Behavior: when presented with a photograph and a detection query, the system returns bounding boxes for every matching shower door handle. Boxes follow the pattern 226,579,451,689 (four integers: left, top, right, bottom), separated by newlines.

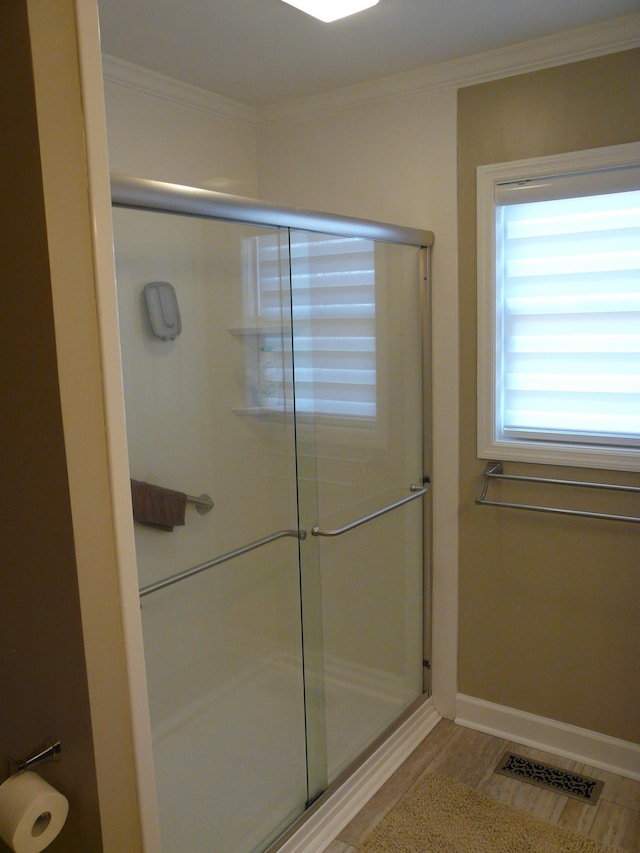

139,528,307,598
311,484,428,538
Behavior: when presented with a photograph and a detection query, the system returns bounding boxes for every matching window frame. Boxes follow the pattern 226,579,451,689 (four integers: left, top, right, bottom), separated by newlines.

477,141,640,472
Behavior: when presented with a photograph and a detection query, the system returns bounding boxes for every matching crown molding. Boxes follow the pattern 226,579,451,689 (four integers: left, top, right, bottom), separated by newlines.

101,13,640,131
259,12,640,126
101,54,258,128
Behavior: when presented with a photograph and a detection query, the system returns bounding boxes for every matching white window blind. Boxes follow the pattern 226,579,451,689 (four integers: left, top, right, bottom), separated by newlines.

477,143,640,470
497,184,640,447
255,231,377,420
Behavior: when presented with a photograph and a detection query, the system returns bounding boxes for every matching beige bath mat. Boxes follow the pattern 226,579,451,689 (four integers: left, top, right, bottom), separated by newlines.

360,773,623,852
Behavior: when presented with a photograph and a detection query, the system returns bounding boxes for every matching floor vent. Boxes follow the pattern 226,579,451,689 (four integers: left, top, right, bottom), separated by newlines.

494,752,604,805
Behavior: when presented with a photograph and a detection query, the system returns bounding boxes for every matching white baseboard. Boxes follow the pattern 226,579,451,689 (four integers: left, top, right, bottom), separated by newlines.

274,697,440,853
456,694,640,782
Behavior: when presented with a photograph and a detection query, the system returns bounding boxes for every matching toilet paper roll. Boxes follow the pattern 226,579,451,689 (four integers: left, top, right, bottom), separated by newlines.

0,771,69,853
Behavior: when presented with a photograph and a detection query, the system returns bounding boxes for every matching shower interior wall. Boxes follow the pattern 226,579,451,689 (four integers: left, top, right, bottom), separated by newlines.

102,71,259,197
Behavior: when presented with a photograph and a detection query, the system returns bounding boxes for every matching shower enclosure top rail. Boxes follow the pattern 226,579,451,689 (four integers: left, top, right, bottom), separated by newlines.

110,174,434,249
139,528,307,599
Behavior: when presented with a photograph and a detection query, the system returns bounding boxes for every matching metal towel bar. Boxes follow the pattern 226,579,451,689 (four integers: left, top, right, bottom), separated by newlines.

476,462,640,524
311,484,428,538
139,528,307,598
186,492,214,514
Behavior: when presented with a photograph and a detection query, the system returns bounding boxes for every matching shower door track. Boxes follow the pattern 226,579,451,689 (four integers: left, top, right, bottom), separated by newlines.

110,174,434,249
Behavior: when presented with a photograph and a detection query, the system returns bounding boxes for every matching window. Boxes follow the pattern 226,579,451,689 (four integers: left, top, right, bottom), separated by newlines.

477,143,640,471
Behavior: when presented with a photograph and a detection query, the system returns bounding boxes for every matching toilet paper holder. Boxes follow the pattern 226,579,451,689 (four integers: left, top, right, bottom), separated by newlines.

6,740,61,778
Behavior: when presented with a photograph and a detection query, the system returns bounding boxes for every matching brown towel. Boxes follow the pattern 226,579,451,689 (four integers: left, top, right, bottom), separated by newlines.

130,479,187,531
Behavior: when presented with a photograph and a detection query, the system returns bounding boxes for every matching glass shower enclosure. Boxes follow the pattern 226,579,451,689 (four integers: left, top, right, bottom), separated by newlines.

111,176,433,853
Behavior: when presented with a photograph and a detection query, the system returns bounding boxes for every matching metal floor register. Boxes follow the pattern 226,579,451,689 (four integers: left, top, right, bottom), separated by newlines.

494,752,604,804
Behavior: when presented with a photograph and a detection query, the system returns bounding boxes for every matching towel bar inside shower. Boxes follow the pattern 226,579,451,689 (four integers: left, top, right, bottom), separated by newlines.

476,462,640,524
186,492,214,514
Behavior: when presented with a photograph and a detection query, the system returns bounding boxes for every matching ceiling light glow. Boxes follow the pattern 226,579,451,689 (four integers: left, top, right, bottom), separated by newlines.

280,0,379,23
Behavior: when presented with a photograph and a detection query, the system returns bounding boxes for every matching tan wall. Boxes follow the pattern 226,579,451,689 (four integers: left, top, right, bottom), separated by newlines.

457,49,640,743
0,3,102,849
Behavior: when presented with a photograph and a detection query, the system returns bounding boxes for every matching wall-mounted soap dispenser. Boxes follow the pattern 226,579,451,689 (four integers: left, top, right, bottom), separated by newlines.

143,281,182,341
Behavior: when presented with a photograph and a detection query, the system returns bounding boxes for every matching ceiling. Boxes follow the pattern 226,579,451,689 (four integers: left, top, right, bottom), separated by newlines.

96,0,639,107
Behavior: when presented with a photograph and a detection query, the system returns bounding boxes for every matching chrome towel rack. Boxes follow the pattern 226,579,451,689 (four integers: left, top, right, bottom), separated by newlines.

139,528,307,598
312,483,428,537
186,493,214,514
477,462,640,524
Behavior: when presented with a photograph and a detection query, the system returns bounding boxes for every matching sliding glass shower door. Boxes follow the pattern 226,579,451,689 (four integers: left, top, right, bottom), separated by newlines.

113,208,308,853
289,232,426,791
111,187,430,852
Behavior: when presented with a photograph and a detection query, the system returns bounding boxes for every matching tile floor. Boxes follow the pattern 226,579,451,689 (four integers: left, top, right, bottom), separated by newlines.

321,720,640,852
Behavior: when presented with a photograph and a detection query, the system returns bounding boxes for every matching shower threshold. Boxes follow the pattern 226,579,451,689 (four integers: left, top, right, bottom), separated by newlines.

265,694,438,853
